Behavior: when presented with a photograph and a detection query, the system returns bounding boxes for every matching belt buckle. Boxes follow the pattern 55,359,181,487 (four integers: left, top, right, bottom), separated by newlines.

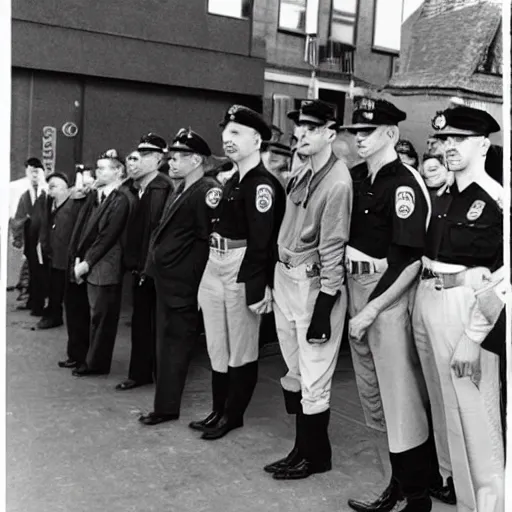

305,263,319,278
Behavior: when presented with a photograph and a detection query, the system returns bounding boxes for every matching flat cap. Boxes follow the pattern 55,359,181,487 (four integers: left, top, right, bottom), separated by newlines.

98,148,124,164
340,97,406,130
287,100,337,127
46,172,69,186
220,105,272,141
168,128,212,157
431,106,500,137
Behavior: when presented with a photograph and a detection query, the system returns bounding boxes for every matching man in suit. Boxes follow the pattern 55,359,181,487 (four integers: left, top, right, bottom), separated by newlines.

115,134,174,391
139,128,221,425
12,158,48,315
69,149,132,376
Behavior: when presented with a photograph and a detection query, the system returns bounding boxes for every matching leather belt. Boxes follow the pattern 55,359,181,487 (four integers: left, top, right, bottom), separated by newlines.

347,260,379,275
209,233,247,252
420,267,466,290
279,260,320,277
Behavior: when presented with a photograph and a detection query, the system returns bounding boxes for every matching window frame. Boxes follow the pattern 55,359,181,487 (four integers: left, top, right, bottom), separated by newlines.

328,0,359,49
371,0,403,55
277,0,309,36
206,0,252,20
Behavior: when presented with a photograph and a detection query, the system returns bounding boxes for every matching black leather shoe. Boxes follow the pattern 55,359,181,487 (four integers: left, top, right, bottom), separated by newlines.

429,476,456,505
200,415,243,440
115,379,150,391
272,457,331,480
188,411,222,432
58,359,78,369
72,365,109,377
36,317,64,329
348,480,403,512
30,309,45,317
264,447,300,473
138,412,179,425
402,496,432,512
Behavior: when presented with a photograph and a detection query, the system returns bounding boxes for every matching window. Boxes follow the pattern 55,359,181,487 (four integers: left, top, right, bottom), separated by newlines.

330,0,357,47
208,0,251,19
372,0,404,54
279,0,307,33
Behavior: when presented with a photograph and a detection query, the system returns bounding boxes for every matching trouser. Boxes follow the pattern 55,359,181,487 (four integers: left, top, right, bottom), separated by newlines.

45,267,66,321
128,275,156,384
64,281,90,364
26,253,48,312
154,296,200,415
86,283,123,373
347,272,429,453
413,280,504,512
198,247,260,371
273,261,347,415
198,247,261,421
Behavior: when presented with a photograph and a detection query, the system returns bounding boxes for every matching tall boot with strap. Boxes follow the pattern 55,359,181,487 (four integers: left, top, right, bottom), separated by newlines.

201,361,258,440
264,388,302,473
189,370,229,431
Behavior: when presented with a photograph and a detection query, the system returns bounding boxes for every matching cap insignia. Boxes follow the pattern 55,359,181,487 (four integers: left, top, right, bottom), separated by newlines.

362,112,374,120
432,112,447,130
358,98,375,111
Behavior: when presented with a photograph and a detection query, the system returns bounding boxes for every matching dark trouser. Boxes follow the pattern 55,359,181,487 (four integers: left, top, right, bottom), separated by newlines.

45,267,66,321
26,253,48,312
64,281,90,364
128,276,157,384
154,296,200,415
86,283,123,373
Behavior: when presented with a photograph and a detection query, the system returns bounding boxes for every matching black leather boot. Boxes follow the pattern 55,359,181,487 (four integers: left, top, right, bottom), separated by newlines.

264,388,302,473
189,370,228,431
272,409,332,480
348,477,403,512
201,362,258,440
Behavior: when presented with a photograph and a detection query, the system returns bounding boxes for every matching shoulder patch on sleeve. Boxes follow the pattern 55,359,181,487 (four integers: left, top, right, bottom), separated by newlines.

205,187,222,209
395,185,415,219
256,184,273,213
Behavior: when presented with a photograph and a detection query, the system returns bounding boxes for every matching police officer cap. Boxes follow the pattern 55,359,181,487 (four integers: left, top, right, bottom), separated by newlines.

287,100,337,127
431,106,500,137
261,141,292,158
220,105,272,141
98,148,124,164
46,172,69,186
167,128,212,157
138,133,167,153
340,96,406,130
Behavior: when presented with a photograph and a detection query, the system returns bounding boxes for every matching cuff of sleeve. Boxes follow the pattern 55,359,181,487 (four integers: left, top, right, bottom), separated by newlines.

245,276,266,306
476,291,505,324
320,286,339,297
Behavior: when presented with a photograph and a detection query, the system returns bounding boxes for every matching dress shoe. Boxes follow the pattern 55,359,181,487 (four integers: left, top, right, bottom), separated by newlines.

200,415,243,440
58,359,78,369
36,317,64,329
115,379,150,391
264,447,300,473
138,412,179,425
30,309,44,317
272,457,331,480
429,476,456,505
401,496,432,512
72,365,108,377
188,411,223,432
348,479,403,512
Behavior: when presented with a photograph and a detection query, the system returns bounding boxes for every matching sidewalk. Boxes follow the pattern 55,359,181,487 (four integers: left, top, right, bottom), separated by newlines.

5,291,453,512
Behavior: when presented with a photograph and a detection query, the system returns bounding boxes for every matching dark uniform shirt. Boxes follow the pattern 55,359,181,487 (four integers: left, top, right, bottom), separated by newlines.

426,180,503,271
349,159,429,258
212,161,285,304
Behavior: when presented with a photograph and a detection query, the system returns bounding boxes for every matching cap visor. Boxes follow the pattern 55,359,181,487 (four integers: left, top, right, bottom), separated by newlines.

338,122,378,131
432,127,484,137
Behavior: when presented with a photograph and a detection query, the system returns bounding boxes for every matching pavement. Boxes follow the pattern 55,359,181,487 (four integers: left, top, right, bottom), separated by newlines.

6,289,455,512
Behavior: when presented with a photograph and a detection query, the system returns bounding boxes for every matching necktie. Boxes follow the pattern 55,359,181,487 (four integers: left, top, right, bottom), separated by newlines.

33,184,38,203
100,191,106,204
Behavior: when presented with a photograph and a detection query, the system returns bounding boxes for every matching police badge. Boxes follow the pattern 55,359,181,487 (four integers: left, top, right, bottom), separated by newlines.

205,187,222,209
256,184,273,213
466,200,486,221
431,112,447,130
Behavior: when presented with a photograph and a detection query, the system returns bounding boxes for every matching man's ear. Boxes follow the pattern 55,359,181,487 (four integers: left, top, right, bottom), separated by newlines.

481,137,491,157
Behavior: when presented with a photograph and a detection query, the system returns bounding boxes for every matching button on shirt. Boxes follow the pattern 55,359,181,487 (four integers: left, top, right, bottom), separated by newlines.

426,178,503,270
349,159,429,258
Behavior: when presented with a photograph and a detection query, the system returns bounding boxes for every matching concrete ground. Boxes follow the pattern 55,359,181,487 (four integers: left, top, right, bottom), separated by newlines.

6,290,454,512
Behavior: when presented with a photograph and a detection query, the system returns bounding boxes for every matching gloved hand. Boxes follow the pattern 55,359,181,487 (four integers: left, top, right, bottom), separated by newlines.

307,291,339,344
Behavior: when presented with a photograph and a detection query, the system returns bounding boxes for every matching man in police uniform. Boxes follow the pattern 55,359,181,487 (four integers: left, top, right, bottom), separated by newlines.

140,128,221,425
116,134,173,391
262,100,352,480
190,105,285,440
341,97,433,512
413,106,504,512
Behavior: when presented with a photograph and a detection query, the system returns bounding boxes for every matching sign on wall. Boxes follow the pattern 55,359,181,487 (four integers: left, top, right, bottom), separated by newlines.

42,126,57,174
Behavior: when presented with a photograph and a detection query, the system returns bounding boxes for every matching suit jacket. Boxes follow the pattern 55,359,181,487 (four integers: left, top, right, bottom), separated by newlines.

68,187,131,286
145,176,220,307
13,189,47,260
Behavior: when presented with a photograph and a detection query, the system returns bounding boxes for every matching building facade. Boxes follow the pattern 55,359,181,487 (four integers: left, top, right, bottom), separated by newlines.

11,0,266,180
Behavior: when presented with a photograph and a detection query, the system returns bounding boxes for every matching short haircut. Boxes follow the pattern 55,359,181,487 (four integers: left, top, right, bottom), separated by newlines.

25,158,43,169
